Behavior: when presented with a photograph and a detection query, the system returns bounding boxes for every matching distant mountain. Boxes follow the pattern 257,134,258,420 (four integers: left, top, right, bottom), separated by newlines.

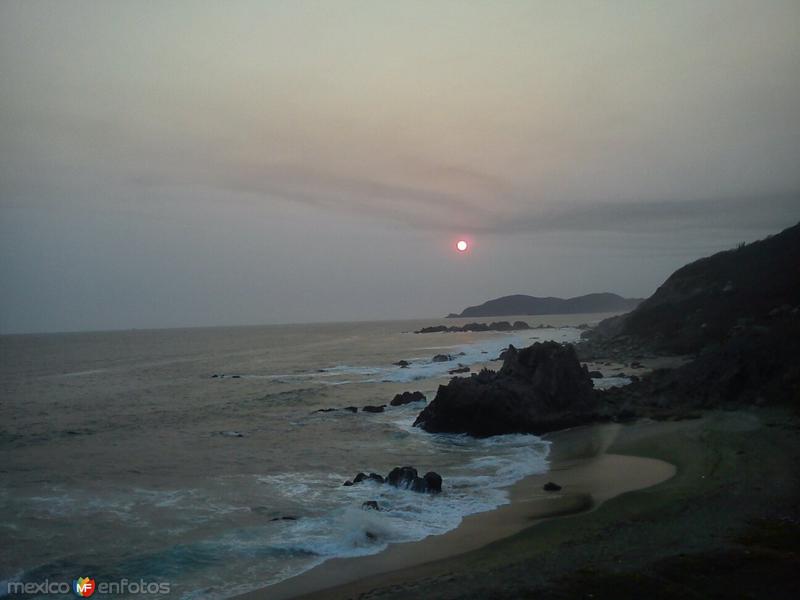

448,293,643,318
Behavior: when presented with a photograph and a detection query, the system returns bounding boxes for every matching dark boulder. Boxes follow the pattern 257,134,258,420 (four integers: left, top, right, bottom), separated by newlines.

513,321,530,330
394,360,410,368
489,321,513,331
543,482,562,491
362,501,380,511
387,466,418,489
413,341,597,437
344,406,358,413
269,515,298,521
449,365,471,374
432,354,453,362
353,472,385,484
588,370,604,379
362,405,386,413
390,391,426,406
386,466,442,494
422,471,442,493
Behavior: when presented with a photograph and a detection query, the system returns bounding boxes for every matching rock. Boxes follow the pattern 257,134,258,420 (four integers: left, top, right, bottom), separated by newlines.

386,466,442,493
413,341,597,437
543,482,562,491
415,325,450,334
449,365,471,374
231,375,241,379
394,360,410,368
210,374,219,378
361,405,386,413
362,501,380,511
344,406,358,413
343,480,354,486
353,472,385,484
269,515,298,521
422,471,442,493
432,354,453,362
314,408,339,413
415,322,531,334
588,370,604,378
391,391,426,406
219,431,244,437
387,466,418,489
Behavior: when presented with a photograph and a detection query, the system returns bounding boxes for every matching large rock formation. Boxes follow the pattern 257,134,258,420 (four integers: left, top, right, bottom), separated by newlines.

413,341,597,437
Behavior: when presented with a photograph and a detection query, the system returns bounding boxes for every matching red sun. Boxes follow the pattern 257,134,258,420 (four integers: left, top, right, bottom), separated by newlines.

456,240,468,252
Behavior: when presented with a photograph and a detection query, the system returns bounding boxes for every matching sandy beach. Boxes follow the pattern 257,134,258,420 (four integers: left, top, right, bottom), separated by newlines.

241,407,800,599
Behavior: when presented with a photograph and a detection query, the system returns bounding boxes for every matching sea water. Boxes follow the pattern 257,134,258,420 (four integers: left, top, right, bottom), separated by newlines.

0,314,622,598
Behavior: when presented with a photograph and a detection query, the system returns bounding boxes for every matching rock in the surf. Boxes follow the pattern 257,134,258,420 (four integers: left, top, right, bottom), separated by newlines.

390,391,426,406
386,466,443,494
353,472,385,484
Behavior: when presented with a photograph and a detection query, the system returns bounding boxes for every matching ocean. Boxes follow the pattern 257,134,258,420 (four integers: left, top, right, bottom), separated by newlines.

0,314,624,599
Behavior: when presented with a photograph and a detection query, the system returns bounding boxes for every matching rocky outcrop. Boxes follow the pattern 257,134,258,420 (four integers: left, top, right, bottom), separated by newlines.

390,391,426,406
413,341,597,437
415,321,531,334
432,354,453,362
584,221,800,355
361,405,386,413
343,467,442,494
387,466,442,493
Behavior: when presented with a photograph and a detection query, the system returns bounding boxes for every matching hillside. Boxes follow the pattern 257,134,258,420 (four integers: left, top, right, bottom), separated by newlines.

448,293,642,318
590,221,800,354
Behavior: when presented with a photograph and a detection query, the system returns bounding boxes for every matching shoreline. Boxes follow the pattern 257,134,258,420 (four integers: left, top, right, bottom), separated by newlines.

238,423,676,600
250,406,800,600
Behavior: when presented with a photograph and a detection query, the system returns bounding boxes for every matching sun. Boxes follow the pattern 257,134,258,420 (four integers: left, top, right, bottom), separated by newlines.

456,240,468,252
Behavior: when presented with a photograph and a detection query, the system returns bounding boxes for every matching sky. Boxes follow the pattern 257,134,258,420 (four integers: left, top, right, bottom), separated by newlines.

1,1,799,334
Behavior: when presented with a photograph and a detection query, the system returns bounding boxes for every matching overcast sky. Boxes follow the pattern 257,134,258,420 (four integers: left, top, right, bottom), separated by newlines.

1,1,799,334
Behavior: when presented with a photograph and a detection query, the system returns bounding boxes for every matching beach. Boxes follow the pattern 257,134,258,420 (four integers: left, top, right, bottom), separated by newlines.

243,407,800,599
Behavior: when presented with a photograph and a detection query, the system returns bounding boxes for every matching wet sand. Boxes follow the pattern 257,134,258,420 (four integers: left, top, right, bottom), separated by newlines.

240,423,676,600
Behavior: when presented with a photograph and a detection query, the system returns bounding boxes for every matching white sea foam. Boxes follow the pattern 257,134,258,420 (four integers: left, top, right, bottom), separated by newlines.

258,428,551,587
